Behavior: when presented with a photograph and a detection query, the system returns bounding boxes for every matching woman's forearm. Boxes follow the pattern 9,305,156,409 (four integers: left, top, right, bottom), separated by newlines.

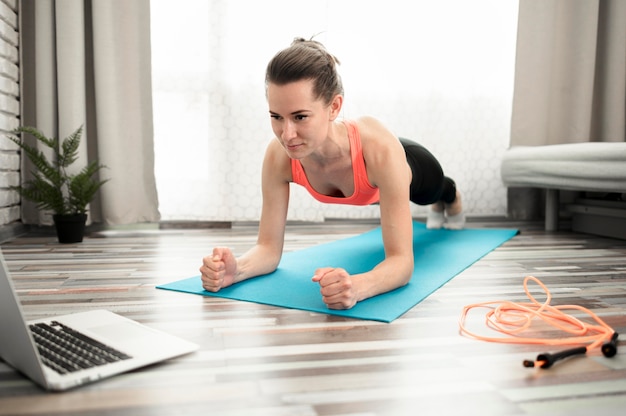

353,254,414,302
234,244,283,283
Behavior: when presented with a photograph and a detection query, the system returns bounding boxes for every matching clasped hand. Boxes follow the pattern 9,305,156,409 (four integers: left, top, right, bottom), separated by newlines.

199,247,237,292
312,267,358,310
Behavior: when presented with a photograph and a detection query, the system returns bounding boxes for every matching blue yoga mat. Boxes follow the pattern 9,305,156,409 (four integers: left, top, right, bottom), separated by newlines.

157,221,517,322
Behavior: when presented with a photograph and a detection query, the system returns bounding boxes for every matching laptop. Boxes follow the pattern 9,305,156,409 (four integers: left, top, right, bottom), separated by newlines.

0,249,199,391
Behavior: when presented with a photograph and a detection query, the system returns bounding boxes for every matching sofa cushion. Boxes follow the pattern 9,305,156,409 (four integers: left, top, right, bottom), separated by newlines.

501,142,626,192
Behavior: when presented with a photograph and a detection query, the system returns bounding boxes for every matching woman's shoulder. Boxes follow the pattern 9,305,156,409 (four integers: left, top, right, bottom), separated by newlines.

351,116,405,173
351,116,398,147
352,115,386,132
263,138,292,180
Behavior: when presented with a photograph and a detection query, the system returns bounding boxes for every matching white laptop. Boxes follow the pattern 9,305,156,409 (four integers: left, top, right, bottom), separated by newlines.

0,249,199,391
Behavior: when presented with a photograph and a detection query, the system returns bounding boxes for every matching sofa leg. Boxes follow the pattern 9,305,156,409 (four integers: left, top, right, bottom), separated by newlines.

545,189,559,231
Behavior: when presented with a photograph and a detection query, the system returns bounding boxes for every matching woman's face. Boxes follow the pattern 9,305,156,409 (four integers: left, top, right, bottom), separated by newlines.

267,79,335,159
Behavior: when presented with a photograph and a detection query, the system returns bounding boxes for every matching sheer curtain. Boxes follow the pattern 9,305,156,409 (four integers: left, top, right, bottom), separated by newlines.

151,0,519,222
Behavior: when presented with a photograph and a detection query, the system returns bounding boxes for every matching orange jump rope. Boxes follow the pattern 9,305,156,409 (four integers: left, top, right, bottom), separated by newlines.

459,275,619,368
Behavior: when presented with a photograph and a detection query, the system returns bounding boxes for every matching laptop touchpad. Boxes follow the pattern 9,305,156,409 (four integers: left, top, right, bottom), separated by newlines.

88,322,166,351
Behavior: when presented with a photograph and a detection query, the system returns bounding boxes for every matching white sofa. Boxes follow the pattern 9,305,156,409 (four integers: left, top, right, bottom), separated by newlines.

501,142,626,237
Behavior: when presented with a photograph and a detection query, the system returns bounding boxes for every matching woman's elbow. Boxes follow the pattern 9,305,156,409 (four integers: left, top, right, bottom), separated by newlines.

400,258,414,286
266,251,283,274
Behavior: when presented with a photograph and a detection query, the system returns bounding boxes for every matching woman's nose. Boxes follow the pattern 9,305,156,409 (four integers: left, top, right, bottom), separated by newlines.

281,120,296,140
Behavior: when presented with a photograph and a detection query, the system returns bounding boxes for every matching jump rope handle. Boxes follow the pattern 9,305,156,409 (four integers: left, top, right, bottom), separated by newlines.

601,332,619,358
524,347,588,369
524,332,619,369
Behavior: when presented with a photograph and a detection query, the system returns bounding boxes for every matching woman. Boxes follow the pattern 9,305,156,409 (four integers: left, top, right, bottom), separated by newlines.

199,38,464,310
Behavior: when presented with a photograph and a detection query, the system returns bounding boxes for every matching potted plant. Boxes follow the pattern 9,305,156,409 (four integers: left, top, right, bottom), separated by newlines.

8,125,108,243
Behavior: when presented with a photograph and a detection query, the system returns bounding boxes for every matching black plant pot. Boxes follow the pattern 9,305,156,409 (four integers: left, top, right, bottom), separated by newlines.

53,213,88,244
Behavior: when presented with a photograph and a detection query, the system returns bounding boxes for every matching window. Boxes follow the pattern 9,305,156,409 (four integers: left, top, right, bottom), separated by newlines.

151,0,519,221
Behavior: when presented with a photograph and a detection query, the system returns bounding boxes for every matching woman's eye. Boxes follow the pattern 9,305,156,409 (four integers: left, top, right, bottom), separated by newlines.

295,115,307,121
270,114,281,120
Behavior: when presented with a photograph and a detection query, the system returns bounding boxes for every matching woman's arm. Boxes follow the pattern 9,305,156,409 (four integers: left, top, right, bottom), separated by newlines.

200,139,291,291
312,117,415,308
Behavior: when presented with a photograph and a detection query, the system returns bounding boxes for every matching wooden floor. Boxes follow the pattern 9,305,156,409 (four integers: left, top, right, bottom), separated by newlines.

1,218,626,415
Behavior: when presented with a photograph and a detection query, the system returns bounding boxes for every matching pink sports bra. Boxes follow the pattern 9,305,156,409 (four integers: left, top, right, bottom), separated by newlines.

290,120,380,205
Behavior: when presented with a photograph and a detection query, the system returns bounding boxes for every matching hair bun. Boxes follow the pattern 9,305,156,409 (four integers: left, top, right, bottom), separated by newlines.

290,37,340,66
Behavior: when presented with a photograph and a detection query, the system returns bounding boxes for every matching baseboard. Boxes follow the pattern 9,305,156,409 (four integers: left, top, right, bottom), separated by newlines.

159,221,232,229
0,222,29,244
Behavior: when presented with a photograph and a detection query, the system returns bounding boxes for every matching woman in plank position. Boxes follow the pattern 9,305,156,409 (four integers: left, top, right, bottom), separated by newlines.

200,38,464,310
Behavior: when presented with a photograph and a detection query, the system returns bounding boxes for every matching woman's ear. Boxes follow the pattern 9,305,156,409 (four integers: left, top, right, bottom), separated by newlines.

329,94,343,121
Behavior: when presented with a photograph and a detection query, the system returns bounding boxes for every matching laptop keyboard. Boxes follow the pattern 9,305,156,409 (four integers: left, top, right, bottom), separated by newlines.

29,321,132,374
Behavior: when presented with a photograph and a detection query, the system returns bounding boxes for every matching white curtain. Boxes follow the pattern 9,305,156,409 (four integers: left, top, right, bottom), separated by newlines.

152,0,519,222
20,0,160,225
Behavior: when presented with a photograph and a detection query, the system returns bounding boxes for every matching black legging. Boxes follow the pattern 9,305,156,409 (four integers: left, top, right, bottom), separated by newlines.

399,138,457,205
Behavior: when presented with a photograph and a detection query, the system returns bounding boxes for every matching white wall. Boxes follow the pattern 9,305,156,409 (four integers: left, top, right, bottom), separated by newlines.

0,0,20,227
151,0,519,222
